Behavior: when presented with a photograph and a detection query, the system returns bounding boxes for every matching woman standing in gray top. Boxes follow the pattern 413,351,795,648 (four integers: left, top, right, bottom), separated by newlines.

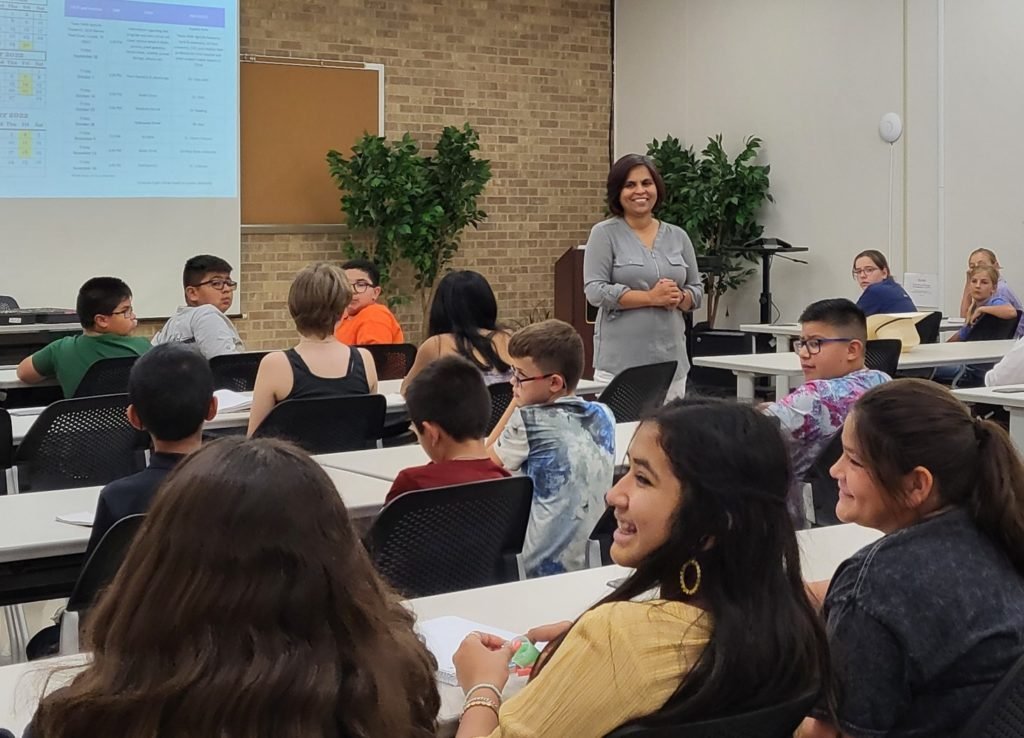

583,154,703,399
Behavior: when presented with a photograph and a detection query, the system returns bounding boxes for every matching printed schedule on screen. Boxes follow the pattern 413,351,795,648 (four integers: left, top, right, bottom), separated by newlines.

0,0,237,197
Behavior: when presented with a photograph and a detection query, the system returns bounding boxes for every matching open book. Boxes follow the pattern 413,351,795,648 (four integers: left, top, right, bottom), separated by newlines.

213,389,253,413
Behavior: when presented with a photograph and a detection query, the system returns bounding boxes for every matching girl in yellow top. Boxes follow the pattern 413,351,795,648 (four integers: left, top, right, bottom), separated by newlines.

453,399,831,737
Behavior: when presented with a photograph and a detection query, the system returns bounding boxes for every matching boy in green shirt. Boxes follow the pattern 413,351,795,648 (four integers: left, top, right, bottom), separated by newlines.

16,277,152,397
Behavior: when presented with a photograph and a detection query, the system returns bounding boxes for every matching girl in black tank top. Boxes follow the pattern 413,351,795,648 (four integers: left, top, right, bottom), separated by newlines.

283,346,369,401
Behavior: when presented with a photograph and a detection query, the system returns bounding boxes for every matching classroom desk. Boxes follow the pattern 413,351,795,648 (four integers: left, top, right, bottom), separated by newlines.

694,339,1017,401
316,421,641,481
952,384,1024,452
0,469,392,606
0,522,881,735
0,368,57,391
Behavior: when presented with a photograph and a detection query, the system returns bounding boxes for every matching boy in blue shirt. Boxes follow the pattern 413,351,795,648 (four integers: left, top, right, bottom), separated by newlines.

488,319,615,577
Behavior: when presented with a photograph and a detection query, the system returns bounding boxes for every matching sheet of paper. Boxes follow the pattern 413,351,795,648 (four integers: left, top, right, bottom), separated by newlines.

903,272,940,308
417,615,520,686
213,389,252,412
56,511,94,527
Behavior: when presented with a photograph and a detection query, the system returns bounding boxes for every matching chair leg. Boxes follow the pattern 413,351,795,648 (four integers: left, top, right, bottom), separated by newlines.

3,605,30,663
802,482,816,527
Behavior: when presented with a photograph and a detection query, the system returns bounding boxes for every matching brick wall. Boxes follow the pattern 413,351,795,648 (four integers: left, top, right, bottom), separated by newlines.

231,0,613,348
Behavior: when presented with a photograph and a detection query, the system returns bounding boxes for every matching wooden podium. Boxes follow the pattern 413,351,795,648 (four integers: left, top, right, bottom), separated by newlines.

554,246,597,377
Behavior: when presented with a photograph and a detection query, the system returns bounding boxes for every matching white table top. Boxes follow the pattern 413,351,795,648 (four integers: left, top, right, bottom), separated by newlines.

0,521,880,734
952,384,1024,409
317,421,640,481
0,469,392,564
740,317,964,337
0,367,57,390
693,339,1017,376
0,322,80,335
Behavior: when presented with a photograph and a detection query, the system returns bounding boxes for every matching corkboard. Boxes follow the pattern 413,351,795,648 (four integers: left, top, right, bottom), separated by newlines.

240,58,383,225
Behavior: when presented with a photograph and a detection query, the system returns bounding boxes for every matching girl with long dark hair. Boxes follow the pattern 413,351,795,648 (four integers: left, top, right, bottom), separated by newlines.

453,399,829,736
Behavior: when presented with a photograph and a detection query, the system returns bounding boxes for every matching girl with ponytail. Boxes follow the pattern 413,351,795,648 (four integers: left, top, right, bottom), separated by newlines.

801,378,1024,738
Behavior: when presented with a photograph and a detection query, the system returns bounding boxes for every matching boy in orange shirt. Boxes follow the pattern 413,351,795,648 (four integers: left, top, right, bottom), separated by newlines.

333,259,404,345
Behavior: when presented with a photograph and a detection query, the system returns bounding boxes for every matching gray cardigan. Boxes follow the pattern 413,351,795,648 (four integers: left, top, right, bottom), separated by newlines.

582,217,703,377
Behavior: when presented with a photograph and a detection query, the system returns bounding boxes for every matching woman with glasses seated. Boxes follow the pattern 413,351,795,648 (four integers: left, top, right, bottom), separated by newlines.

401,270,513,393
333,258,405,346
852,249,916,316
247,263,378,435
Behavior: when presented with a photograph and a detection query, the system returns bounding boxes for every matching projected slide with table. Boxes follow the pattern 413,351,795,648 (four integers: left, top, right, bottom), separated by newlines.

0,0,240,317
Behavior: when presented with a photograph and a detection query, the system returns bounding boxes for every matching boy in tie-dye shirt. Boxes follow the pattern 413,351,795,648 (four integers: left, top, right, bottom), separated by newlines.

490,320,615,577
764,299,889,492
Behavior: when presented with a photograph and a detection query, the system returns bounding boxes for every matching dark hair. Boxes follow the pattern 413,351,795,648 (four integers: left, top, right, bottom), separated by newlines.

428,270,510,374
606,154,666,217
799,298,868,343
850,379,1024,574
76,277,132,329
183,254,233,288
128,344,213,442
406,355,490,441
342,258,380,286
852,249,890,274
533,399,830,724
287,262,352,338
34,437,439,738
970,248,999,265
508,319,584,391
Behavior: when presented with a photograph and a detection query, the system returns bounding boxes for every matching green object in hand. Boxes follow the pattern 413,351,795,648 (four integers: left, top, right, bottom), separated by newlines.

511,640,541,668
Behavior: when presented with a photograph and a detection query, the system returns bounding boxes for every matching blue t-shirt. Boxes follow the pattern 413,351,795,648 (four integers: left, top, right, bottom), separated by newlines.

958,296,1010,340
856,276,917,316
493,396,615,577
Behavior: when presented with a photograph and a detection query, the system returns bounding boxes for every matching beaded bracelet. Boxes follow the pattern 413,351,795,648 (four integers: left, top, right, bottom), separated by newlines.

462,696,500,718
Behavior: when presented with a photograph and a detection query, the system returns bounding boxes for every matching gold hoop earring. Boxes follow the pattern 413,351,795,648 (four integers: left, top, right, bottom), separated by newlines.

680,558,701,596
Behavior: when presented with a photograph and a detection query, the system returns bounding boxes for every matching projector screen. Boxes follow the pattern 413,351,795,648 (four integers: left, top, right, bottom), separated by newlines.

0,0,240,318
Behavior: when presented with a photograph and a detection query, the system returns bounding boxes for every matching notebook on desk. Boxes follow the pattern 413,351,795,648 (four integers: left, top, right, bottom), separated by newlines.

417,615,520,686
213,389,252,413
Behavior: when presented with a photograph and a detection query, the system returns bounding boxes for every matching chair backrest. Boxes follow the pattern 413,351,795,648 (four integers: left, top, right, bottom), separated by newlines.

864,339,901,376
251,394,386,454
598,361,678,423
605,688,819,738
14,394,148,492
957,650,1024,737
802,430,844,527
73,356,140,398
67,514,147,613
586,505,617,568
914,311,943,344
967,311,1022,342
355,343,417,381
209,351,268,392
0,295,19,310
367,476,534,598
486,381,514,434
0,409,11,494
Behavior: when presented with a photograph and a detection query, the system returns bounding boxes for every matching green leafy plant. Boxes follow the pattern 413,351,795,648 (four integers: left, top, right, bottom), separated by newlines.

647,134,773,327
327,124,491,329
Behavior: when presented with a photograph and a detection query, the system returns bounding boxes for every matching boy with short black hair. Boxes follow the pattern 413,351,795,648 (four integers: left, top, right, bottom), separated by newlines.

764,298,889,483
151,254,244,358
85,343,218,556
16,276,151,397
488,319,615,577
333,258,405,345
385,355,509,504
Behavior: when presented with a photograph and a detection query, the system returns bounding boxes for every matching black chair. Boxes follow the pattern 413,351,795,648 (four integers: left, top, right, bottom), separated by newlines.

487,381,514,434
0,409,11,495
13,394,148,492
915,311,943,344
598,361,677,423
802,431,844,527
585,505,616,568
366,477,533,598
73,356,139,398
26,514,146,659
210,351,268,392
0,296,18,311
251,394,386,454
605,688,819,738
957,651,1024,737
967,311,1022,342
355,343,417,381
864,339,901,376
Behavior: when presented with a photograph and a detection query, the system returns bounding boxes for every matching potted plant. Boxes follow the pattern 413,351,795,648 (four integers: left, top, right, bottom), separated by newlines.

327,123,491,330
647,134,773,327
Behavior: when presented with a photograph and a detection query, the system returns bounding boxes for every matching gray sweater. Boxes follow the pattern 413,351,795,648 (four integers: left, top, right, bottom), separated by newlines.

151,304,244,359
582,217,703,377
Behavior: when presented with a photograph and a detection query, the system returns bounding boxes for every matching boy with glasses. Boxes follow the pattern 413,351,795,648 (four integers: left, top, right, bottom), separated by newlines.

152,254,244,358
333,258,405,345
764,298,889,501
16,276,151,397
487,319,615,577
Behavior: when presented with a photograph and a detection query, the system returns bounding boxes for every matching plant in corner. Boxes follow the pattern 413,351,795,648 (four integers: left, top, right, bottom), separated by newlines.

647,134,773,328
326,124,492,330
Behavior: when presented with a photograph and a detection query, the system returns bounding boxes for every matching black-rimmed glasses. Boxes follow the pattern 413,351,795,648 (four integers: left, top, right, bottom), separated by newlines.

194,278,238,291
793,337,854,355
511,372,556,386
